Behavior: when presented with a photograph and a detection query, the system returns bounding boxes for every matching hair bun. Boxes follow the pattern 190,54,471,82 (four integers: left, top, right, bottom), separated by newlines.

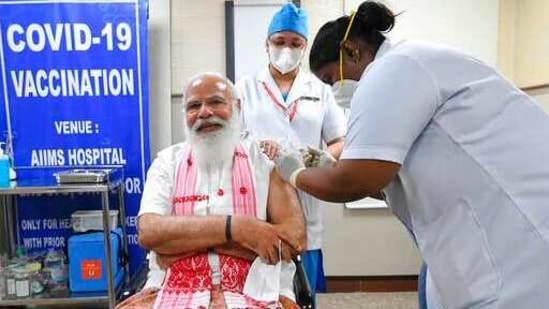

356,1,395,32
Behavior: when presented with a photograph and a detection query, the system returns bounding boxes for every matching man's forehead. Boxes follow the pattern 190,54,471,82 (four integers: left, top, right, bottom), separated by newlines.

184,74,235,104
188,78,228,94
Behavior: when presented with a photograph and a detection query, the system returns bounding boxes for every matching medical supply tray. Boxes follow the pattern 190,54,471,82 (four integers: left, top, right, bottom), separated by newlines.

71,210,119,232
55,169,120,184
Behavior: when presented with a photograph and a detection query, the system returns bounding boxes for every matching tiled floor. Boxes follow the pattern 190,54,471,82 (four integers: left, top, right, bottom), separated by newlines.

317,292,418,309
326,276,418,293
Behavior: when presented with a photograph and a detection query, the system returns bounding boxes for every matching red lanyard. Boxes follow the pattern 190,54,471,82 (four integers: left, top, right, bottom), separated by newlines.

261,82,299,122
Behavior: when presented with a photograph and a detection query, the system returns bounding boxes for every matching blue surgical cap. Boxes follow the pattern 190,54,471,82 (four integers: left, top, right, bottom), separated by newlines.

268,3,309,40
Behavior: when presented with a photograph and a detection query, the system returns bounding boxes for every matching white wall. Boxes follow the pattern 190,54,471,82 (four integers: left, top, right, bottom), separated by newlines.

170,0,226,144
345,0,500,66
514,0,549,87
498,0,516,80
526,87,549,113
171,0,226,92
149,0,172,155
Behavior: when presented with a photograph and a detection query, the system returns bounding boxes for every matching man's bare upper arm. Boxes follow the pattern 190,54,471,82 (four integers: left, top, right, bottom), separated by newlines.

266,169,305,248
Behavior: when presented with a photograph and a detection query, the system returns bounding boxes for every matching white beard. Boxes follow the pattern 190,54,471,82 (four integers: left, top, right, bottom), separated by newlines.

184,112,241,169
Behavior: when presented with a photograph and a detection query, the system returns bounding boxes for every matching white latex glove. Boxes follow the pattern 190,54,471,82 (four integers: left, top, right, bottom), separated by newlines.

275,148,305,187
300,148,315,167
306,146,336,168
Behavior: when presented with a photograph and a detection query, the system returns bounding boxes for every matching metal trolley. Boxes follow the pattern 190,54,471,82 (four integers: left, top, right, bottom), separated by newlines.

0,167,128,308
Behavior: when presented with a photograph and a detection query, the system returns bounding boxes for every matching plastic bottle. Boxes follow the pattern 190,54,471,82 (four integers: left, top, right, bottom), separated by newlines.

4,264,18,299
5,140,16,181
12,267,30,298
26,262,44,295
43,248,68,291
0,143,10,187
14,247,27,261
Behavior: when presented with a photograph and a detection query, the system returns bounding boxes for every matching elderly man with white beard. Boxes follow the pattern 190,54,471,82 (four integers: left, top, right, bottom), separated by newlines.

116,72,305,309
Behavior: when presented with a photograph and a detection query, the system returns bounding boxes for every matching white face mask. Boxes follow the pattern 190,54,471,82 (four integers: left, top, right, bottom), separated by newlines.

243,258,297,302
243,257,281,302
268,46,303,75
331,79,358,108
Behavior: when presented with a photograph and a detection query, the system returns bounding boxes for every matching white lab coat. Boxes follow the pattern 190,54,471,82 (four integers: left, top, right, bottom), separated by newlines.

341,39,549,308
236,68,347,250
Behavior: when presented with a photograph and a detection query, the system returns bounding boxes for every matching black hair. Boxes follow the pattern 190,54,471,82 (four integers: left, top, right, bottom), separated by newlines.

309,1,396,72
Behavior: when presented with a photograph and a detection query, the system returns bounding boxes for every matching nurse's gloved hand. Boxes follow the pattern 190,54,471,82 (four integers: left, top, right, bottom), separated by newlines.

300,148,315,167
306,146,336,168
275,148,305,188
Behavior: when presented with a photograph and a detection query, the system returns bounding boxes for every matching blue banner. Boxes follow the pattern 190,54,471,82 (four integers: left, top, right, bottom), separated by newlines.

0,0,150,274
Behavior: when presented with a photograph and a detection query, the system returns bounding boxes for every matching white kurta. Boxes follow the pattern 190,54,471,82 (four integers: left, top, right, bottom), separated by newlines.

342,39,549,308
138,138,293,297
236,68,347,250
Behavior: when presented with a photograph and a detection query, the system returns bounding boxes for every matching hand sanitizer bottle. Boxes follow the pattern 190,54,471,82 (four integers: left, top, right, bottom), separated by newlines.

4,139,16,180
0,143,10,187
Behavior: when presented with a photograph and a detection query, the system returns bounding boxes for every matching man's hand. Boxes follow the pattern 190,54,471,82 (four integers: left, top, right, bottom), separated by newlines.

232,216,281,265
259,140,281,160
279,242,295,262
280,295,300,309
275,224,305,259
275,148,305,187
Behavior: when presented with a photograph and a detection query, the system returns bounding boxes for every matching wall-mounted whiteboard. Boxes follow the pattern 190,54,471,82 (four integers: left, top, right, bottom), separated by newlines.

345,197,387,209
233,0,287,81
344,0,499,66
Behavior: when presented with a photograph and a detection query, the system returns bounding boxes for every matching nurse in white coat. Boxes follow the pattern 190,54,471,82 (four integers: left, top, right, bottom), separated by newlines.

275,1,549,308
236,3,347,300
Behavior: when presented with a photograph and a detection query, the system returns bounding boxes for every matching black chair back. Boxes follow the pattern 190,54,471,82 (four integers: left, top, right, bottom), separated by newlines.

293,255,315,309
